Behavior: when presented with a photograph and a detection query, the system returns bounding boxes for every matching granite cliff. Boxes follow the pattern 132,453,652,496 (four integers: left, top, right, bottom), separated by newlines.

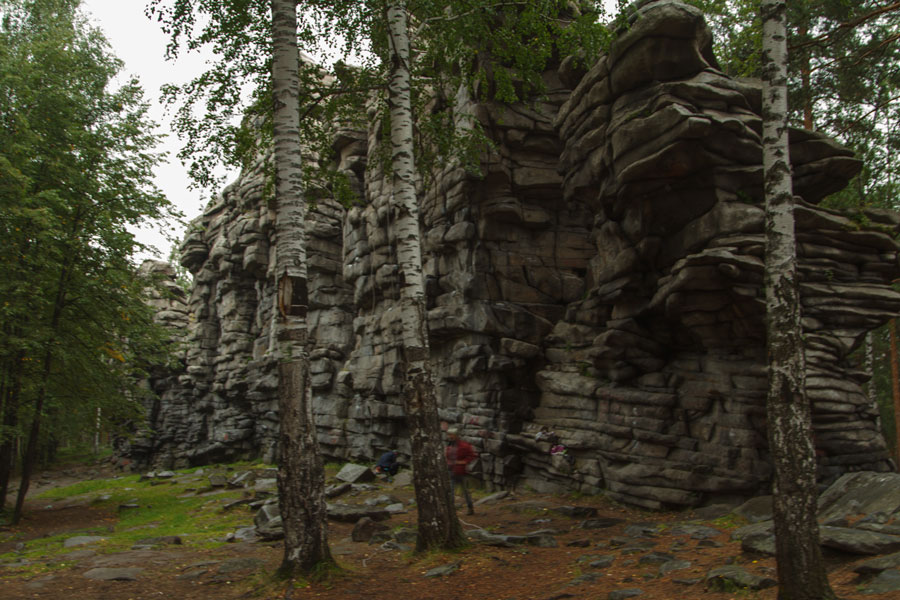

128,0,900,509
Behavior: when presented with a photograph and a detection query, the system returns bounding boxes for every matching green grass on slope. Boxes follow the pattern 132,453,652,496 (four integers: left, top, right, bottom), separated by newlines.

1,463,273,577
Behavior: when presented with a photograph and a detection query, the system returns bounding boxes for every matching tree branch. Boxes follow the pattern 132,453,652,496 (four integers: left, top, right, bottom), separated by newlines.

789,1,900,51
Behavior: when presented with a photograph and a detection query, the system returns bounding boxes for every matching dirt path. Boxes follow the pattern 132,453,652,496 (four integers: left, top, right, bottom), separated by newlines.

0,464,894,599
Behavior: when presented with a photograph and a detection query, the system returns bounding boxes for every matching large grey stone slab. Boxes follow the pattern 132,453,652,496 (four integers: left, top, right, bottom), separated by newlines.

351,517,389,542
820,526,900,555
83,567,143,581
254,502,281,528
855,551,900,576
64,536,106,548
326,503,390,523
659,559,691,577
669,524,722,539
217,557,265,574
608,588,643,600
706,566,776,591
335,463,376,484
818,472,900,524
861,569,900,595
733,496,773,523
474,490,509,506
424,562,460,577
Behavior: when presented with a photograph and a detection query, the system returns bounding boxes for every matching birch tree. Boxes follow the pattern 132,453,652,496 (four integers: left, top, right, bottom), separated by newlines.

315,0,605,552
269,0,334,576
383,0,465,551
149,0,334,577
760,0,837,597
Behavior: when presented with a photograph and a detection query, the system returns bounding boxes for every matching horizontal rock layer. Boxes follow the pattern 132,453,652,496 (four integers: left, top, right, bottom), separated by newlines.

127,0,900,509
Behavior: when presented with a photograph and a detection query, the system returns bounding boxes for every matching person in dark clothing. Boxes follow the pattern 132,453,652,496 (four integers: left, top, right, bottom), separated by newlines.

445,427,477,515
375,450,400,481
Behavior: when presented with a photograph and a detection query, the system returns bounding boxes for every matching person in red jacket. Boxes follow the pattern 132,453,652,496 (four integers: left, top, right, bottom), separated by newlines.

445,426,476,515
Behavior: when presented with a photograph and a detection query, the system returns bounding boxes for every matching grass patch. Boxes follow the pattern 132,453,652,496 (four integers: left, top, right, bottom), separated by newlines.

323,462,344,478
36,473,142,501
407,547,464,569
248,559,347,599
710,512,748,530
1,464,272,573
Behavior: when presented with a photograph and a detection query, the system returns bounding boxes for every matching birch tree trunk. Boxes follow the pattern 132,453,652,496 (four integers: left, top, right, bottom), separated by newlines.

865,331,883,434
761,1,836,598
270,0,333,576
384,0,465,552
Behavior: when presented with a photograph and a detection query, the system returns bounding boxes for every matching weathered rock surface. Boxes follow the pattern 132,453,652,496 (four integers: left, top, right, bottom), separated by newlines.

861,569,900,594
335,463,376,484
126,0,900,510
82,567,143,581
732,473,900,557
64,536,106,548
855,551,900,576
706,565,776,591
351,516,389,542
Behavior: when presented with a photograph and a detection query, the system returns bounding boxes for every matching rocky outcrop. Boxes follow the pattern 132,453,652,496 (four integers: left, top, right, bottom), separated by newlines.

520,0,900,508
124,261,190,467
130,1,900,510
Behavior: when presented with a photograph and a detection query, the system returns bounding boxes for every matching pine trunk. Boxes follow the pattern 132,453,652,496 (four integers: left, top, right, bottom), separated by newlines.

0,355,22,509
798,23,814,130
890,319,900,466
270,0,333,576
12,260,71,525
385,1,465,552
761,1,836,598
12,376,46,524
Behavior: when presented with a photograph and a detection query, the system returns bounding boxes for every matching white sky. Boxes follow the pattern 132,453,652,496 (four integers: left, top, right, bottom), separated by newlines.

81,1,621,264
82,0,230,263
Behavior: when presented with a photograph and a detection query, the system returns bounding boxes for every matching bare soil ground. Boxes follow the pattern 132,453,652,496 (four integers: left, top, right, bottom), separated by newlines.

0,464,894,600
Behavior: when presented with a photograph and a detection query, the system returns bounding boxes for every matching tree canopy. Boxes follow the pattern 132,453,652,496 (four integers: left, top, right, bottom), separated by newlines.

690,0,900,210
0,0,180,519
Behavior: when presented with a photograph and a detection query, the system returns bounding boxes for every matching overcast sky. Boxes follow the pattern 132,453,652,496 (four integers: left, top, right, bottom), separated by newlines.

81,1,620,263
82,0,228,263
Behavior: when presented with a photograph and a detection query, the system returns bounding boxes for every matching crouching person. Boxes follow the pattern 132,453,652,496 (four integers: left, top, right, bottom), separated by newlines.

374,449,400,481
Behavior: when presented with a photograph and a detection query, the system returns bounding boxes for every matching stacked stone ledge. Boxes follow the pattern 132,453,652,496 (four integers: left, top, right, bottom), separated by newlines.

532,0,900,508
128,0,900,511
125,261,191,467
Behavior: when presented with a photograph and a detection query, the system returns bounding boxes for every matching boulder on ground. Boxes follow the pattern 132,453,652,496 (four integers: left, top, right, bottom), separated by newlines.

335,463,376,484
351,517,389,542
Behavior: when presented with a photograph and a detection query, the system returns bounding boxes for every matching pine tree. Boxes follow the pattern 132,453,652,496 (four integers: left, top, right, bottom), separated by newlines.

0,0,178,520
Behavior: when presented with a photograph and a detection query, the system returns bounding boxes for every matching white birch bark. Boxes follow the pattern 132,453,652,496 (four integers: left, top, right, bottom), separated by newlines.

865,331,882,431
761,1,835,597
270,0,332,575
385,0,464,551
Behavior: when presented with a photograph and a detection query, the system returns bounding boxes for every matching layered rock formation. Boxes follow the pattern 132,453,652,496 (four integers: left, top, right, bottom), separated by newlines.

520,0,900,508
130,0,900,509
